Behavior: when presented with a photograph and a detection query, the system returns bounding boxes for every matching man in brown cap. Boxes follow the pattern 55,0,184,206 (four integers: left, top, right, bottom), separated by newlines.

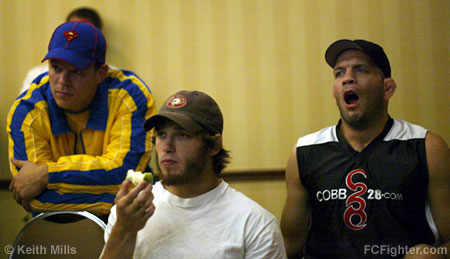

102,90,287,258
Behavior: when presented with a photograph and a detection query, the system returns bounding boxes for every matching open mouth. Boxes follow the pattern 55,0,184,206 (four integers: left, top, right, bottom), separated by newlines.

344,91,359,105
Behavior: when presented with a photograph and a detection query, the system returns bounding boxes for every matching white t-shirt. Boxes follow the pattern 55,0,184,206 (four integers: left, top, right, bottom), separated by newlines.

21,64,48,94
105,180,287,259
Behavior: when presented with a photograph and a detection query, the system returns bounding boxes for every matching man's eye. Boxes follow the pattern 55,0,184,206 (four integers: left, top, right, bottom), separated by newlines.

334,71,344,78
72,70,82,75
177,132,191,139
356,67,367,73
51,65,61,72
178,133,188,138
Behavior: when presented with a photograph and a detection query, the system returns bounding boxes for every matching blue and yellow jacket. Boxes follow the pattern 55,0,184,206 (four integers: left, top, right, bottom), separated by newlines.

7,68,156,216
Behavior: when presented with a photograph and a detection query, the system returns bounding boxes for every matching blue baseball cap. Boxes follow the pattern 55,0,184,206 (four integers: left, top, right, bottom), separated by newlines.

42,21,106,70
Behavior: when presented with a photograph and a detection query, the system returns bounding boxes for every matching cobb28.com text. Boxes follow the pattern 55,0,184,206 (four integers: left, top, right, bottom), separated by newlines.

316,188,403,202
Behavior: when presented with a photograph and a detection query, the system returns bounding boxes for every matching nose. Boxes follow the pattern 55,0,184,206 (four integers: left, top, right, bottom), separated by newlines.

342,70,355,85
159,136,175,153
58,71,71,86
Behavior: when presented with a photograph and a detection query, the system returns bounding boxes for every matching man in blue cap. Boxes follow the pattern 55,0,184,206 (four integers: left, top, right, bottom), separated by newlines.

20,7,105,92
7,21,156,221
281,39,449,258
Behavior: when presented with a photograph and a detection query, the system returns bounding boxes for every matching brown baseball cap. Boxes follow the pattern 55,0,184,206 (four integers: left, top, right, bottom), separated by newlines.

144,90,223,134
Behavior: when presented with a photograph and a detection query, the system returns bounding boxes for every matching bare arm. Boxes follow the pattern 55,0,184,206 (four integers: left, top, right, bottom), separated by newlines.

102,180,155,259
405,132,450,259
280,144,310,258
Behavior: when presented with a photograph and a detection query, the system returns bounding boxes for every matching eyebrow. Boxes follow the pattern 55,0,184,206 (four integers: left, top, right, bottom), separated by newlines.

155,125,187,132
49,60,60,65
334,62,371,71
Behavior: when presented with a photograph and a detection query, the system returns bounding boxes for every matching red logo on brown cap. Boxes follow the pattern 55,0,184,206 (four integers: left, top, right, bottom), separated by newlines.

166,95,187,108
64,31,79,42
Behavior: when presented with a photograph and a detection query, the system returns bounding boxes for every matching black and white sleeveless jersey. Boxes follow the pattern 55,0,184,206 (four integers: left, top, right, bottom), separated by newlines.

296,118,439,258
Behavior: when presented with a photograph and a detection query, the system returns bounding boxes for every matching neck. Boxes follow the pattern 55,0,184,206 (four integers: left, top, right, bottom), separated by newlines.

163,170,221,198
340,114,389,152
62,104,91,114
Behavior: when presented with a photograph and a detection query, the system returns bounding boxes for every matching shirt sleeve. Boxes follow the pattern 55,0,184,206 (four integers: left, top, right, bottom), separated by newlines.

244,214,288,259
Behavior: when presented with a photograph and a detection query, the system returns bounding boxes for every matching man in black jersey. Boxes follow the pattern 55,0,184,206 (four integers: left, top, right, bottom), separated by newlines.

281,39,449,258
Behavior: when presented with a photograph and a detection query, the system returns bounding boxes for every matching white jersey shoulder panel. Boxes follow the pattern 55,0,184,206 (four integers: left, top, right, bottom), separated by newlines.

384,119,427,141
297,126,338,148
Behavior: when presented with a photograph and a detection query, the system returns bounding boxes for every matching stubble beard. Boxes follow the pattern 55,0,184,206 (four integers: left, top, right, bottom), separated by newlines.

157,149,209,186
339,90,386,131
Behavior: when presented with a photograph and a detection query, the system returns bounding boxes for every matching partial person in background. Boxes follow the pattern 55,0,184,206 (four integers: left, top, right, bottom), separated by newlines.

281,39,449,258
7,21,156,221
20,7,104,93
101,90,287,258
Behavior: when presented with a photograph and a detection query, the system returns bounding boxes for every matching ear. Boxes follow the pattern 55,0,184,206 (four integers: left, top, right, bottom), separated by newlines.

383,78,396,101
96,64,109,84
209,134,223,156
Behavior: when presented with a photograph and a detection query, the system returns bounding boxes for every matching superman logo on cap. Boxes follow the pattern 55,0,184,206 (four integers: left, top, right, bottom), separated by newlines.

64,31,79,42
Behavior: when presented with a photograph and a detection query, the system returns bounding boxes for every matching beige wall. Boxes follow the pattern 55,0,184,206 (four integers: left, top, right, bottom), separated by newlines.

1,0,449,239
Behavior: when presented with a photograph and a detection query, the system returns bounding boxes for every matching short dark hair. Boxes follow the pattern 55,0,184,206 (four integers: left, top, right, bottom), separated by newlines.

197,131,231,175
66,7,103,30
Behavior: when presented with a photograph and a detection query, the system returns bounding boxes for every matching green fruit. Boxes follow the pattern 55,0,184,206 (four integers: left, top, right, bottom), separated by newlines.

143,173,153,184
126,170,153,185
